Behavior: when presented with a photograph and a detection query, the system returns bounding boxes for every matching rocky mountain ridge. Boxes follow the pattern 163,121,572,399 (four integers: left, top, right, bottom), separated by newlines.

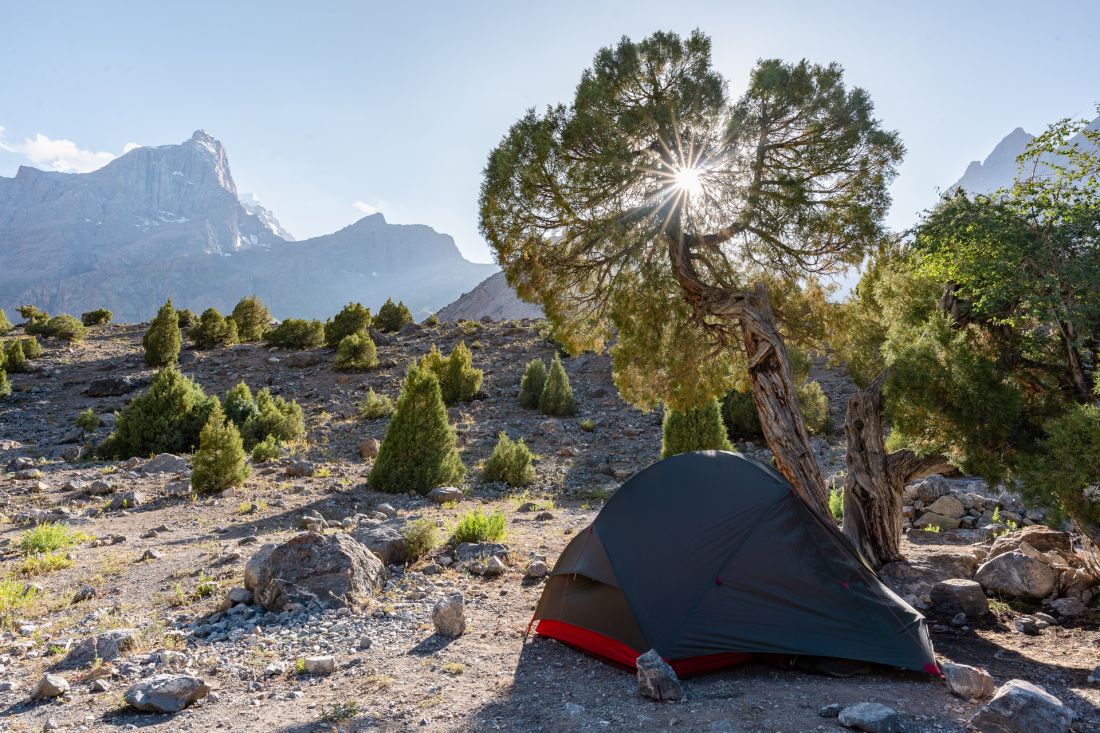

437,271,543,322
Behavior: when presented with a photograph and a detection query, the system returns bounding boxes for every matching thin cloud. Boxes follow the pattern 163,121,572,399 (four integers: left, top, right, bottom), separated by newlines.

0,126,124,173
353,200,380,215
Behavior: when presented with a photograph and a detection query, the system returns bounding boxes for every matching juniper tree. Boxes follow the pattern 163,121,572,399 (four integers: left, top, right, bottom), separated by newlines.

3,340,29,373
98,367,216,459
18,337,42,359
661,397,732,458
482,432,535,487
518,358,547,409
370,364,465,494
480,30,902,519
81,309,112,327
231,295,271,342
374,298,413,332
75,408,101,440
0,309,11,336
264,318,324,349
419,342,482,404
143,299,182,366
539,354,576,416
0,369,9,399
325,302,372,347
191,403,251,494
190,308,238,349
335,332,378,371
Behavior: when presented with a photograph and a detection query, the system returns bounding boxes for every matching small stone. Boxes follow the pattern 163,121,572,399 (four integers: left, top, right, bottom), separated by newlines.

31,674,69,700
483,555,506,577
525,560,549,579
1087,665,1100,684
140,548,163,561
975,550,1057,599
302,656,335,675
837,702,900,733
819,703,843,718
91,678,111,693
635,649,683,702
942,661,995,700
265,661,288,676
1014,617,1040,635
969,679,1074,733
73,585,97,603
427,486,463,504
123,674,210,713
432,593,466,637
109,490,145,510
564,702,584,716
1048,597,1086,618
62,629,137,668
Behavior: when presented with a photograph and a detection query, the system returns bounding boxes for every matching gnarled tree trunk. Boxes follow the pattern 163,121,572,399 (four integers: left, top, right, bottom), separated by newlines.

842,371,952,567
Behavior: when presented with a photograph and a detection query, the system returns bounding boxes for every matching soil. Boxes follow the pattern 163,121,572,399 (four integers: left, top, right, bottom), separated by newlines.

0,321,1097,732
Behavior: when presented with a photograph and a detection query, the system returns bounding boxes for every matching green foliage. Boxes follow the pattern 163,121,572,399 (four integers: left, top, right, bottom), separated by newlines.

223,381,260,429
81,309,112,327
518,358,547,409
231,295,271,342
223,381,305,448
34,314,87,342
3,340,30,373
1017,402,1100,531
17,305,47,323
0,309,11,335
539,354,576,416
324,302,372,347
76,408,101,438
176,308,197,329
265,318,324,349
401,519,439,563
450,509,506,544
829,487,844,522
419,342,482,404
798,380,830,435
370,364,465,494
0,575,40,629
191,403,251,494
579,418,596,432
189,308,239,349
143,299,182,366
374,298,413,332
20,522,85,556
335,332,378,371
423,313,440,327
250,435,281,463
661,397,732,458
721,388,761,440
18,337,42,359
0,370,9,399
358,388,395,419
97,367,216,459
482,432,535,487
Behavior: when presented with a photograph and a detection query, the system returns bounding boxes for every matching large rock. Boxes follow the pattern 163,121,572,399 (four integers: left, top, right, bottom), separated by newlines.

62,629,137,668
969,679,1074,733
930,579,990,617
635,649,683,702
353,524,407,565
244,532,385,610
913,512,961,530
987,526,1071,561
925,495,966,519
975,551,1057,599
942,662,995,700
123,674,210,713
837,702,900,733
911,475,951,503
432,593,466,637
85,375,142,397
141,453,189,474
427,486,463,504
30,674,69,700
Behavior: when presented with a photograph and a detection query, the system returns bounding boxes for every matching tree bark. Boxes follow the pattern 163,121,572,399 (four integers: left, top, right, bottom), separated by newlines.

842,371,953,567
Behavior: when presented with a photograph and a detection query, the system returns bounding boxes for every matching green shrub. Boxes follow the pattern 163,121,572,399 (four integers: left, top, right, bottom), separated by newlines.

518,358,547,409
143,299,182,366
189,308,239,349
3,341,30,373
335,333,378,371
539,354,576,416
76,408,101,438
0,309,11,336
250,435,281,463
402,519,439,563
1018,403,1100,532
223,381,260,429
482,432,535,487
191,404,251,494
661,397,733,458
265,318,324,349
97,367,216,459
20,522,85,556
324,302,372,347
177,308,197,329
374,298,413,332
18,337,42,359
370,364,465,494
17,305,47,322
579,418,597,432
0,370,9,399
798,380,831,435
423,313,440,327
41,314,87,342
419,342,482,404
723,381,829,440
829,487,844,522
0,575,40,629
81,309,112,327
358,388,395,419
250,388,305,445
231,295,271,342
450,509,506,544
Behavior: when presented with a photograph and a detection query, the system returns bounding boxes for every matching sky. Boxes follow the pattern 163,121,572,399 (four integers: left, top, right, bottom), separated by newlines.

1,0,1097,268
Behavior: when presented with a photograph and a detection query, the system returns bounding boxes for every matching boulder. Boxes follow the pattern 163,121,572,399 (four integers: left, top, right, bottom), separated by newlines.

427,486,463,504
432,593,466,637
359,438,380,459
911,475,951,503
930,579,990,617
525,560,549,578
141,453,189,474
31,674,69,700
837,702,900,733
109,490,145,510
1048,597,1086,618
925,495,966,519
244,533,385,610
123,674,210,713
969,679,1074,733
302,656,335,675
285,460,315,477
85,375,141,397
62,629,137,668
914,512,961,530
353,524,407,565
975,551,1057,599
942,662,995,700
987,526,1071,561
636,649,683,702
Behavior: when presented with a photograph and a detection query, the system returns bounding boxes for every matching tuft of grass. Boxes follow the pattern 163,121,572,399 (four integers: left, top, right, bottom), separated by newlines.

441,662,464,675
579,418,597,432
319,700,359,723
451,508,506,544
358,388,395,419
0,575,41,629
923,524,942,533
402,519,439,564
21,522,87,556
19,552,73,576
193,571,218,599
251,435,281,463
314,466,332,478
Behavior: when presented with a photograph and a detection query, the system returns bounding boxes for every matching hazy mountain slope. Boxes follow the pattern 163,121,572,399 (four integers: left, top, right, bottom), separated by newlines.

437,271,542,321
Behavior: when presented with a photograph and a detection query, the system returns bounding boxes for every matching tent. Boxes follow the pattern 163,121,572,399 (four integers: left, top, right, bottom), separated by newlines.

532,450,938,677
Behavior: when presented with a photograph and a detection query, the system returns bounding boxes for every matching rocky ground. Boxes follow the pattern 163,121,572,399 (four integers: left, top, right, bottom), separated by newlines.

0,320,1097,733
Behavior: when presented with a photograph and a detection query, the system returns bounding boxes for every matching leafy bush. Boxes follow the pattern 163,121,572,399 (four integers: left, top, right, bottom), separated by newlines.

81,309,112,327
97,367,216,459
482,432,535,487
191,404,251,494
3,341,30,373
76,408,101,438
370,364,465,494
20,522,85,556
722,381,829,440
18,337,42,359
539,354,576,416
249,388,305,445
579,418,596,432
335,333,378,371
43,314,87,342
223,381,260,429
0,309,11,336
402,519,438,563
265,318,324,349
324,302,372,347
829,487,844,522
250,435,281,463
374,298,413,332
0,575,40,629
177,308,197,329
0,370,9,400
450,509,506,544
231,295,271,342
419,342,482,404
358,388,395,419
798,380,830,435
143,299,182,366
661,397,733,458
423,313,440,327
190,308,239,349
518,358,547,409
1018,402,1100,532
17,305,47,323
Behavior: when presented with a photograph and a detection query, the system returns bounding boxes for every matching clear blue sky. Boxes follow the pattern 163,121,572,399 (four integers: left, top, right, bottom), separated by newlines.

1,0,1096,265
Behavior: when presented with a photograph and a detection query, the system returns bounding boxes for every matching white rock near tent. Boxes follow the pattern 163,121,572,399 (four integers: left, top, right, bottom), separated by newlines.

969,679,1074,733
